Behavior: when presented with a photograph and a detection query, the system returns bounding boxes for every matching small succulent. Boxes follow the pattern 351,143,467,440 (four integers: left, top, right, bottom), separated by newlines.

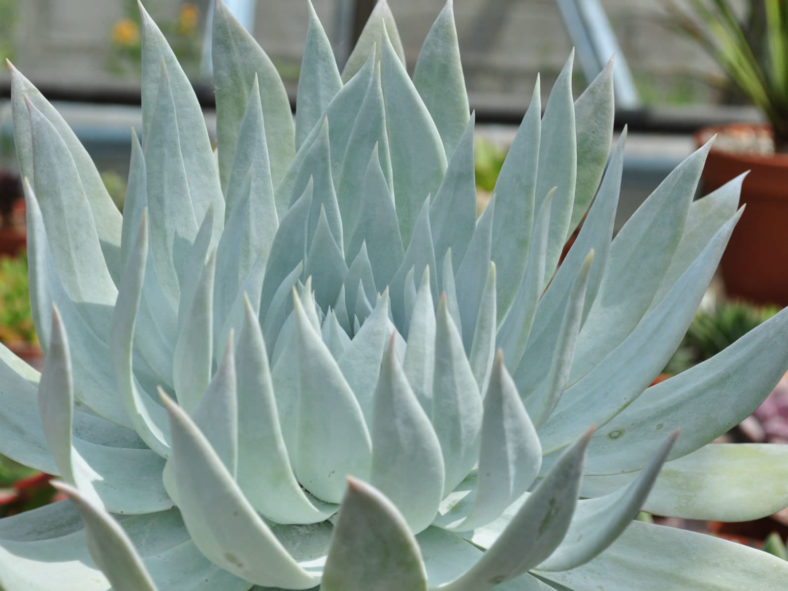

1,1,787,589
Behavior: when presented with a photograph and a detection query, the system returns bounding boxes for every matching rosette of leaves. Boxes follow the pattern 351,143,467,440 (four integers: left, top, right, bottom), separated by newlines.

1,1,787,590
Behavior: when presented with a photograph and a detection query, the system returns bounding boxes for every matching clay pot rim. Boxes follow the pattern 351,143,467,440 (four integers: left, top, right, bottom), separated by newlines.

695,122,788,166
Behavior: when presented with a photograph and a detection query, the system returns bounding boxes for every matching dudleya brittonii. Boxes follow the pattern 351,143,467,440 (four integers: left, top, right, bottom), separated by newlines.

1,1,787,589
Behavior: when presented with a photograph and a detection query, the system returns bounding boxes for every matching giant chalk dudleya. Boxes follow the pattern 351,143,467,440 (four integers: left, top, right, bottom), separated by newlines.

1,1,787,589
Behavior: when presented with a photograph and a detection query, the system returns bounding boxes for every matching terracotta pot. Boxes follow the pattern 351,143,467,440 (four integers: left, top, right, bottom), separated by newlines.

696,123,788,306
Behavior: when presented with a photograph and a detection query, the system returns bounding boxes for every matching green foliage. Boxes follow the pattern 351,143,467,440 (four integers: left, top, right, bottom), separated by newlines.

0,255,35,345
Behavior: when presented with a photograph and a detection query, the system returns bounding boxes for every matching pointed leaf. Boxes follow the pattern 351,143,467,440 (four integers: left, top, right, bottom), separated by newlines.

341,0,406,81
413,0,470,155
370,337,445,533
213,0,294,188
51,481,158,591
295,1,342,147
403,268,436,412
321,478,427,591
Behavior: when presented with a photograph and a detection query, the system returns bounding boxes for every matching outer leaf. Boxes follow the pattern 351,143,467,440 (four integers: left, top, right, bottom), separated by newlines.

341,0,406,81
161,392,318,589
538,431,677,571
110,212,171,455
536,54,577,275
430,116,477,268
491,78,540,319
449,430,591,590
537,520,788,591
370,337,445,533
570,59,614,232
381,36,448,245
321,478,428,591
295,0,342,148
403,268,436,412
413,0,470,155
583,307,788,475
10,65,122,279
213,0,294,188
570,142,712,380
51,481,158,591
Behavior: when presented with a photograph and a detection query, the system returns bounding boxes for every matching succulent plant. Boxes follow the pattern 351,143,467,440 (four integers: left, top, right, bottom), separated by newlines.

1,1,787,589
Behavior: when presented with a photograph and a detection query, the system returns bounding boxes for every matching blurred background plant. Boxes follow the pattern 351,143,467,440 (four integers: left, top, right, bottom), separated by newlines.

662,0,788,153
108,0,203,78
0,254,36,347
0,0,16,64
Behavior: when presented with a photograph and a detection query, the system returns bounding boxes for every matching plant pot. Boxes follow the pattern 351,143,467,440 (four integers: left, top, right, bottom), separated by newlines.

696,123,788,306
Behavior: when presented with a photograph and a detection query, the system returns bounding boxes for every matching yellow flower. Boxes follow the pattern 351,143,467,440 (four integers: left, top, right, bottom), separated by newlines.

111,18,140,47
178,3,200,35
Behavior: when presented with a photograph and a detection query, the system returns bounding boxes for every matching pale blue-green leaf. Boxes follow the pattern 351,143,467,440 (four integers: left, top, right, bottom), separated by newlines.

0,342,38,383
536,54,577,275
497,190,553,371
412,0,469,155
10,65,122,279
343,243,377,320
237,296,336,523
448,431,590,590
440,249,463,335
570,59,614,233
322,309,351,359
279,120,343,248
37,306,75,483
456,197,494,351
335,70,393,247
444,353,541,532
51,481,158,591
139,4,223,237
295,0,342,148
354,291,372,332
216,82,277,329
403,268,436,412
212,0,294,188
540,212,740,454
650,175,742,306
332,283,352,334
528,131,624,344
491,78,540,319
144,64,197,307
521,252,593,428
161,392,317,588
371,337,445,533
340,0,405,81
173,251,215,414
538,431,677,571
583,306,788,475
0,512,107,590
346,146,403,288
381,36,448,245
28,103,116,311
24,187,130,426
430,116,476,267
321,478,427,591
297,278,322,332
390,197,437,331
110,212,170,455
433,296,483,494
259,182,312,319
417,527,551,590
292,292,372,502
401,267,418,332
177,207,215,338
642,443,788,521
121,130,147,270
261,262,304,355
191,338,237,476
469,263,496,390
337,292,395,425
304,207,347,307
570,142,711,381
536,520,788,590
